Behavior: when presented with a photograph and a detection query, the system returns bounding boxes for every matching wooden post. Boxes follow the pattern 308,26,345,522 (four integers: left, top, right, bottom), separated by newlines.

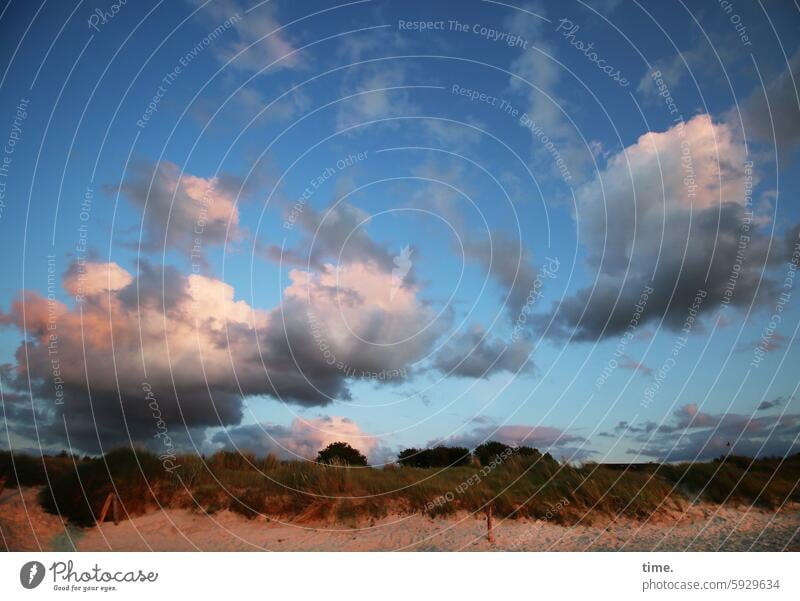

112,494,119,525
487,504,495,544
97,492,114,525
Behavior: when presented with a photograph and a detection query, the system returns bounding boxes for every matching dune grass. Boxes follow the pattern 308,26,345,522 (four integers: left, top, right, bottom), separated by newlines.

2,449,798,527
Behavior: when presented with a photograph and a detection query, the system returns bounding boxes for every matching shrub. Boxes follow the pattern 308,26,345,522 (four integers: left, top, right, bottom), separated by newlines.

41,448,174,526
397,446,470,468
0,450,76,486
474,441,513,466
316,442,368,466
397,447,421,467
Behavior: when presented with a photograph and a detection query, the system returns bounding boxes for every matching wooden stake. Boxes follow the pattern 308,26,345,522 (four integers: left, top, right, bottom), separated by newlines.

97,492,114,525
487,504,495,544
112,494,119,525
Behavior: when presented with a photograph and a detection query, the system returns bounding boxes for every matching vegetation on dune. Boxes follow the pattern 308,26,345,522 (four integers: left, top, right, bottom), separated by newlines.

2,447,798,527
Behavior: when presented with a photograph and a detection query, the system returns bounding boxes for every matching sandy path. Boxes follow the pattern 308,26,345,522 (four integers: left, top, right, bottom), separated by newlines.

2,487,798,551
0,487,78,551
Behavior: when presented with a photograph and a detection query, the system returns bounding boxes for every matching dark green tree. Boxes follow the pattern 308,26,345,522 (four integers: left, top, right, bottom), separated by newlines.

316,442,368,466
474,441,513,466
397,446,470,468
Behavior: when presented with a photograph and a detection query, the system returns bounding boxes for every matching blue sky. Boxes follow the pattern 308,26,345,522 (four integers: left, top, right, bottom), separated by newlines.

1,0,799,464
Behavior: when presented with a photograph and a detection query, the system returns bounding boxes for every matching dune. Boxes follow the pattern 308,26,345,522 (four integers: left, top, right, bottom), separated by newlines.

2,486,798,551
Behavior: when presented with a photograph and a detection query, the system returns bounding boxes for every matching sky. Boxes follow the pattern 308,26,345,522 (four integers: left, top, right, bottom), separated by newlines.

0,0,799,465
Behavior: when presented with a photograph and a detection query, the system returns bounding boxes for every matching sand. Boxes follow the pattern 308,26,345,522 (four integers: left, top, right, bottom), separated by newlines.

2,487,798,551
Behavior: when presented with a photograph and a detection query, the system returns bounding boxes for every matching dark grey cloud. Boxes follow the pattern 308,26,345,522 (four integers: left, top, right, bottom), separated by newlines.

539,113,794,341
0,258,440,453
624,404,800,461
758,397,786,411
116,261,190,312
265,202,403,276
463,236,544,321
738,50,800,161
433,325,533,378
113,160,245,258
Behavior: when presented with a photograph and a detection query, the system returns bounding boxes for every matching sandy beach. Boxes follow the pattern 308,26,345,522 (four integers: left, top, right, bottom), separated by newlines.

2,486,798,552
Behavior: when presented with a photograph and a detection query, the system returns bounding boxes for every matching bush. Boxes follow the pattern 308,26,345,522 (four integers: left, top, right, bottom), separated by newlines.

41,448,175,526
397,446,471,468
0,450,75,487
316,442,368,466
474,441,513,466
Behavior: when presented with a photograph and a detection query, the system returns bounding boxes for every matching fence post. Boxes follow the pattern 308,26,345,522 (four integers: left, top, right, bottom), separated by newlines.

487,504,495,544
112,494,119,525
97,492,114,525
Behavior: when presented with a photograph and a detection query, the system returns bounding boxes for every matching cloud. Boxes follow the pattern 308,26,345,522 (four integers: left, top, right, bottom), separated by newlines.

232,84,312,125
188,0,303,72
506,2,591,182
624,403,800,461
636,41,735,106
0,259,441,453
433,325,533,378
265,202,400,276
758,397,786,411
542,114,790,340
617,354,653,377
738,50,800,161
335,63,418,131
463,235,545,321
211,415,380,461
115,161,243,259
599,420,658,438
735,331,788,354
